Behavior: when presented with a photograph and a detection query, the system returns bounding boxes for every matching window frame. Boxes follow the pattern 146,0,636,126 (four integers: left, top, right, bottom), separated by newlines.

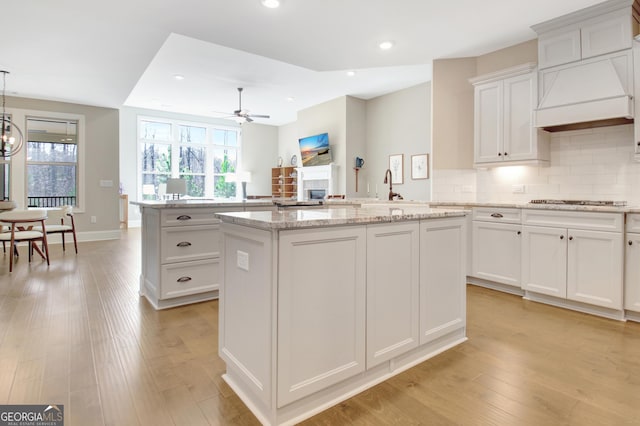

24,112,85,212
137,116,241,201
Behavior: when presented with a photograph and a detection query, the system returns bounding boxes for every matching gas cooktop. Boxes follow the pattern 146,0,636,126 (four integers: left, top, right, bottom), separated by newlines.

529,199,627,207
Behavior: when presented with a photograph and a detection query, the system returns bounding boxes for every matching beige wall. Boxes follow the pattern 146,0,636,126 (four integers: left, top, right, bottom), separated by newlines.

7,96,120,237
476,39,538,76
345,97,366,197
431,58,476,170
239,123,279,197
366,83,431,200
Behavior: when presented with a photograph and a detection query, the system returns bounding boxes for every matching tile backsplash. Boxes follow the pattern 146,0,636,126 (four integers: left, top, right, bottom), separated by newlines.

432,124,640,205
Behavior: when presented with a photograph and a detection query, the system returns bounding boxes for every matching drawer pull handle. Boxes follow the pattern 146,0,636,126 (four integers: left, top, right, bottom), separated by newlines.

560,235,564,240
177,276,192,283
177,241,192,247
490,213,503,218
569,236,573,241
176,215,192,221
517,231,521,235
629,240,633,246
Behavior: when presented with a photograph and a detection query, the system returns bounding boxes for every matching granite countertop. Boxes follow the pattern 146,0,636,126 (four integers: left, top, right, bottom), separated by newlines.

428,201,633,213
130,199,274,208
216,205,467,230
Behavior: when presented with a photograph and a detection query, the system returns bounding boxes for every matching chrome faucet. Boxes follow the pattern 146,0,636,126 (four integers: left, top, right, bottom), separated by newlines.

383,169,403,201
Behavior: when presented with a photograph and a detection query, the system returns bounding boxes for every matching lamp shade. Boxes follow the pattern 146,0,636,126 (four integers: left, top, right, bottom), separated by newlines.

166,178,187,195
142,184,156,196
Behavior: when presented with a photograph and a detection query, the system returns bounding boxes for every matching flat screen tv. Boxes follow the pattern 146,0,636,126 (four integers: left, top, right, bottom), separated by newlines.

298,132,331,166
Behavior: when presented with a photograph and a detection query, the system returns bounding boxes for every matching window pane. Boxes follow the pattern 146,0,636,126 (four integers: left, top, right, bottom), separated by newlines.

0,163,9,200
142,173,169,200
213,148,237,174
140,121,171,141
27,164,77,207
141,143,171,173
180,174,205,198
179,125,206,143
179,146,206,174
214,175,236,199
213,129,237,147
27,142,77,163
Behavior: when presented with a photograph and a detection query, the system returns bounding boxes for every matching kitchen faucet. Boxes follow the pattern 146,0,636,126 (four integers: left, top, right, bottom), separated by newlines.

383,169,403,201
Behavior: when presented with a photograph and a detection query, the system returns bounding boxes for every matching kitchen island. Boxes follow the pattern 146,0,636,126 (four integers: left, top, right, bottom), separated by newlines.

217,205,468,425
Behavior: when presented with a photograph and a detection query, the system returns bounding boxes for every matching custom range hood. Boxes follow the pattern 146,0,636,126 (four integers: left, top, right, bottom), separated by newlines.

531,0,638,132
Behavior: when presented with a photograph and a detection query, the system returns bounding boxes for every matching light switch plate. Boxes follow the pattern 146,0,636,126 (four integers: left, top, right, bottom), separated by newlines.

512,184,525,193
99,179,114,187
237,250,249,271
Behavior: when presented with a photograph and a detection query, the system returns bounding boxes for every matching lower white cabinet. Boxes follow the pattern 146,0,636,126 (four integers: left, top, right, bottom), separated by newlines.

521,210,623,310
277,226,367,407
366,222,419,368
420,218,467,344
472,221,521,287
624,214,640,312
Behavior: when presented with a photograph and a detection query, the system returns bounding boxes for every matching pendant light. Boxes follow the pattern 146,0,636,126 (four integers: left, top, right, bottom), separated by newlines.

1,70,24,157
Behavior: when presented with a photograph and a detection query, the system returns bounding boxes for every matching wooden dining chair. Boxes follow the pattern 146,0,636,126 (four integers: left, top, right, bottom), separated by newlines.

0,210,50,272
34,205,78,253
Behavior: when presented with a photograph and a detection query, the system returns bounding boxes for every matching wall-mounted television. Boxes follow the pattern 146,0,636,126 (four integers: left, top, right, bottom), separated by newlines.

298,132,331,166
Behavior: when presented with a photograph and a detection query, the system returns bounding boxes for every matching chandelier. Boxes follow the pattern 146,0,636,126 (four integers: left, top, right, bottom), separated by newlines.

1,70,24,157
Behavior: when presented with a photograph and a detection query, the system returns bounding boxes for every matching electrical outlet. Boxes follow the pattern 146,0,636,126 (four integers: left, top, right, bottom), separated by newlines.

90,216,97,224
512,184,525,194
99,179,114,187
237,250,249,271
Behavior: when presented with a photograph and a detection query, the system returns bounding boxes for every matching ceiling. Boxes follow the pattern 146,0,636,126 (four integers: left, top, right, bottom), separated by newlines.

3,0,605,126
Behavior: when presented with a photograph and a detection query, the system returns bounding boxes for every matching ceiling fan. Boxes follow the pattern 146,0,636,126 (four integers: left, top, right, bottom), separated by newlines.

227,87,270,123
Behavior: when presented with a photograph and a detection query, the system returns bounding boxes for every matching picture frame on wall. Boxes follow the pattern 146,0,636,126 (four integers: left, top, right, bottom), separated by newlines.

411,154,429,180
389,154,404,184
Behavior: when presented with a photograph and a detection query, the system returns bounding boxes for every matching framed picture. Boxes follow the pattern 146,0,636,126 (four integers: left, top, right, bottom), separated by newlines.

389,154,404,184
411,154,429,180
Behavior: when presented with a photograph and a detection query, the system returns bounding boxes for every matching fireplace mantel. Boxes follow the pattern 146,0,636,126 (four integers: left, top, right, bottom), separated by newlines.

296,164,338,200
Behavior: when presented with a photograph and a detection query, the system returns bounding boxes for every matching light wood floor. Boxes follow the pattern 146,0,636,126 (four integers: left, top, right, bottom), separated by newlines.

1,229,639,425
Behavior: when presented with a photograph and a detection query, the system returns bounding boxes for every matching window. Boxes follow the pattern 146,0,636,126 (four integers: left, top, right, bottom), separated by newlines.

138,117,240,200
26,117,79,208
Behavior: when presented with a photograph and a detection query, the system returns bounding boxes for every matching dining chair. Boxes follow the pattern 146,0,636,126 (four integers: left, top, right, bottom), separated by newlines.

0,209,50,272
34,205,78,253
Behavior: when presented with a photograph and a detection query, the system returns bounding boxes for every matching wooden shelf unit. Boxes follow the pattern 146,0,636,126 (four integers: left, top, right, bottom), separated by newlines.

271,167,297,199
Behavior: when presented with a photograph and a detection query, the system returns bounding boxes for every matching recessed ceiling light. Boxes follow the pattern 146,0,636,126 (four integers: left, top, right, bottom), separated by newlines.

346,70,356,77
286,96,295,102
173,74,185,81
379,41,394,50
261,0,280,8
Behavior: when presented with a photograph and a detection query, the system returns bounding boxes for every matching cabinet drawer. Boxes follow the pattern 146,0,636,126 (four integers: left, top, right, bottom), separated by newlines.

161,259,219,299
472,207,521,224
161,208,223,227
522,209,623,232
161,224,220,263
626,213,640,233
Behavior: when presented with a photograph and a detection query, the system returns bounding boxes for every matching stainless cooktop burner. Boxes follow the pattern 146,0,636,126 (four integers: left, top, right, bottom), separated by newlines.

529,199,627,207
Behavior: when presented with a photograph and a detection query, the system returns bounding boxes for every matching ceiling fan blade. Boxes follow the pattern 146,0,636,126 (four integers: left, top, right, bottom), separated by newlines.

248,114,270,119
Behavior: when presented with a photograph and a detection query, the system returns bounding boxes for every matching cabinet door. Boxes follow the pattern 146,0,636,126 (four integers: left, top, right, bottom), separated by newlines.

420,218,466,345
625,233,640,312
277,226,366,407
366,222,419,368
567,229,623,309
538,29,581,69
522,226,567,298
503,73,536,161
581,11,632,60
471,221,521,287
474,81,503,163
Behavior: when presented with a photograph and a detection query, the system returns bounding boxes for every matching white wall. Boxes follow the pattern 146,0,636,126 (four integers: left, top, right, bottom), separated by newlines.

433,124,640,204
345,97,367,198
366,83,432,201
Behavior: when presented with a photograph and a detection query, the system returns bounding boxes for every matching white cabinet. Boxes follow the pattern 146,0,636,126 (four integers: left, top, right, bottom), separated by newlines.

471,208,522,288
471,64,550,166
277,226,366,407
534,5,636,69
140,207,224,309
521,209,624,311
420,218,467,344
624,214,640,313
366,222,419,368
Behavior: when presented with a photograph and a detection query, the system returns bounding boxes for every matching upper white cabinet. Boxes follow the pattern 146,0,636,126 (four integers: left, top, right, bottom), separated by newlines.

471,64,550,166
533,3,638,70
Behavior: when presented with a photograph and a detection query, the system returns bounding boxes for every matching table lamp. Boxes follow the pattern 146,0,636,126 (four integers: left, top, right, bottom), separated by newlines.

165,178,187,200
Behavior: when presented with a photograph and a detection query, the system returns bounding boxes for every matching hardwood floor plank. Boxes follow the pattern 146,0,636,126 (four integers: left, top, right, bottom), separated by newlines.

2,230,640,425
